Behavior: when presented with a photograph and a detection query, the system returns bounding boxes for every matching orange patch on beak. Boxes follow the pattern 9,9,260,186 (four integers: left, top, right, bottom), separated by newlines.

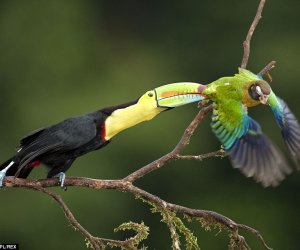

160,91,180,98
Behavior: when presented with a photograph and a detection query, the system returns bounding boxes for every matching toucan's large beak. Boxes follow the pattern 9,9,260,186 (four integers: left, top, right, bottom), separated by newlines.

154,82,205,108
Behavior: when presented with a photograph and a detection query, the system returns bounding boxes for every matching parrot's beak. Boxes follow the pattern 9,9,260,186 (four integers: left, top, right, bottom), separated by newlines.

255,85,270,105
259,94,269,105
155,82,204,108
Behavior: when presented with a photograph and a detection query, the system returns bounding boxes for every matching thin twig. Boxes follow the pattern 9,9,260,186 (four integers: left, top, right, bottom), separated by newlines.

26,185,149,250
28,186,101,250
241,0,267,68
123,104,213,183
175,149,225,161
238,224,273,250
258,60,276,76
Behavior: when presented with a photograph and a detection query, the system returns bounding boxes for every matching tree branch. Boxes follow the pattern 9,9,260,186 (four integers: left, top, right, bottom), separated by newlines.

176,149,225,161
4,176,273,250
28,186,102,250
123,104,213,183
25,185,149,250
241,0,267,68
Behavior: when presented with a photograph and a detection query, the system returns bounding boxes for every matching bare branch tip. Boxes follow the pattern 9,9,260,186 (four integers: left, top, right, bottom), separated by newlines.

259,61,277,77
241,0,267,68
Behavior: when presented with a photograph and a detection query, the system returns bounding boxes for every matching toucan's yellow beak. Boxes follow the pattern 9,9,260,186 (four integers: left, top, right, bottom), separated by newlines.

154,82,204,108
104,82,205,140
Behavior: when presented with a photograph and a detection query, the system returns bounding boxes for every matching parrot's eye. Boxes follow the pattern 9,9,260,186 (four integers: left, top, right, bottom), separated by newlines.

256,86,263,96
249,84,260,101
148,92,154,97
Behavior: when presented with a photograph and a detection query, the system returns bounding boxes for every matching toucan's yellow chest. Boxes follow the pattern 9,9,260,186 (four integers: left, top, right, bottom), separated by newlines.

103,103,164,140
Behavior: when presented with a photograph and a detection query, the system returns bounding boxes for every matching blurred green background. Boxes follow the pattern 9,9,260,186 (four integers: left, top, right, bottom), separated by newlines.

0,0,299,249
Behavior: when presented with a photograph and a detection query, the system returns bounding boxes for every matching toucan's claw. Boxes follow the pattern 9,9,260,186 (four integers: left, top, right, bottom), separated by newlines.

0,161,15,188
0,170,6,188
56,172,67,190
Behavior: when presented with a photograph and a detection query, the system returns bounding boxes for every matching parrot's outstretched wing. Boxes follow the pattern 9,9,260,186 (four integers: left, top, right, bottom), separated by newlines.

211,100,292,187
268,92,300,168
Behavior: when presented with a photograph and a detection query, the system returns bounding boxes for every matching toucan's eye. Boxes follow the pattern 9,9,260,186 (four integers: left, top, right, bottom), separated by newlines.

148,92,154,97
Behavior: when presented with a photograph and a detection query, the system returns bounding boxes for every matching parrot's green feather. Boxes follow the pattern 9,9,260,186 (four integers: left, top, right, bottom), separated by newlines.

211,100,246,149
235,68,260,82
202,68,298,187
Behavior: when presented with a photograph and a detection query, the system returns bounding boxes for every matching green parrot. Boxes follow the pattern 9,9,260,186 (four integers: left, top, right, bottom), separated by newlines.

196,68,300,187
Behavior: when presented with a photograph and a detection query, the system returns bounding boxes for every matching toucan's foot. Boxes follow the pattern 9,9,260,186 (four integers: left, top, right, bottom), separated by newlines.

56,172,67,190
0,170,6,188
0,161,15,188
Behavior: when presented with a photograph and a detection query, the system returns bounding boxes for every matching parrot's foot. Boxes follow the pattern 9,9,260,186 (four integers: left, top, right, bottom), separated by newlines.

56,172,67,190
0,161,15,188
198,99,210,108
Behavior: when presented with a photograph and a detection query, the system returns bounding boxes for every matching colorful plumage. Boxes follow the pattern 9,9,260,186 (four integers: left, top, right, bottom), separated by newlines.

198,68,300,187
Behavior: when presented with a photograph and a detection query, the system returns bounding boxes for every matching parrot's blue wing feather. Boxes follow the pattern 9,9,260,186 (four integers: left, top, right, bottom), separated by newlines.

227,117,291,186
268,93,300,168
211,101,292,187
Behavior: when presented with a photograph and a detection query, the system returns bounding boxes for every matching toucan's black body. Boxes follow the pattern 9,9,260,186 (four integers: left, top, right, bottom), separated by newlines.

0,82,203,187
1,101,136,180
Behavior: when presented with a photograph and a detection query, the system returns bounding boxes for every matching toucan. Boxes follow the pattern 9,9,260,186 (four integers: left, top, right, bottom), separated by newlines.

0,83,202,187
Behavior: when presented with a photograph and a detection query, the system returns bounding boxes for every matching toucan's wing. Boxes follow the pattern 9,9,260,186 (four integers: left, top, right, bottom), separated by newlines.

47,115,99,149
20,115,98,152
267,92,300,168
16,115,99,173
211,99,292,187
19,127,46,147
